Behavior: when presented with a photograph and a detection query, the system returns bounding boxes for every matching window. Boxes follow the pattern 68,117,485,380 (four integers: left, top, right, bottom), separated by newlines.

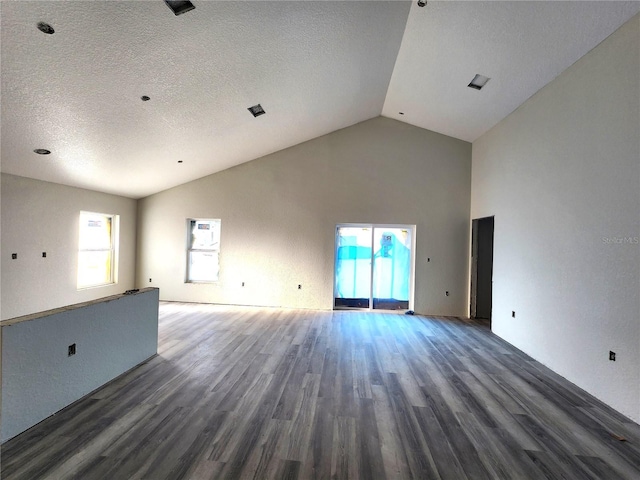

187,219,221,283
77,211,118,289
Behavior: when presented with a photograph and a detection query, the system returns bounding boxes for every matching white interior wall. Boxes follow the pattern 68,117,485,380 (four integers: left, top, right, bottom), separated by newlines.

471,15,640,422
0,174,138,320
137,117,472,316
1,288,159,442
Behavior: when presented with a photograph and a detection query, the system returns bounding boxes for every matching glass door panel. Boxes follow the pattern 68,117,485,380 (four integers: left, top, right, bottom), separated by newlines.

334,226,372,308
335,224,414,311
372,228,412,310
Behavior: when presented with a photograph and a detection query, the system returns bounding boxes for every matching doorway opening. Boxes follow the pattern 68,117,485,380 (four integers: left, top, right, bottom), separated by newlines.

334,224,415,311
470,216,494,325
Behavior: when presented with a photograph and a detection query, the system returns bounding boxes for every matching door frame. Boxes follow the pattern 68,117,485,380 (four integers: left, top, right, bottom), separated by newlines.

333,223,416,312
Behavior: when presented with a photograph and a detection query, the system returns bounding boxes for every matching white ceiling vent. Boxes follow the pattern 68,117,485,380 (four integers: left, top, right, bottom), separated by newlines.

468,74,490,90
164,1,195,16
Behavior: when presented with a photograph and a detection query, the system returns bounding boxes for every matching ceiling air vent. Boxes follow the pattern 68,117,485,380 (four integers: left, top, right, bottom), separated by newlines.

468,74,490,90
164,1,195,16
248,104,266,118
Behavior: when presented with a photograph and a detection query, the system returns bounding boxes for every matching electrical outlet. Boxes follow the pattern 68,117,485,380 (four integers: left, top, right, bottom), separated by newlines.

609,351,616,361
427,258,430,262
42,252,47,258
149,278,152,283
298,284,302,290
512,311,516,318
68,343,76,356
445,291,449,296
11,253,17,260
242,281,245,287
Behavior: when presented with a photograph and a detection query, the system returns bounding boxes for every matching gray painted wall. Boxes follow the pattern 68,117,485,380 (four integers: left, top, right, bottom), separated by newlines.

0,174,138,320
471,15,639,422
137,117,472,316
1,288,159,442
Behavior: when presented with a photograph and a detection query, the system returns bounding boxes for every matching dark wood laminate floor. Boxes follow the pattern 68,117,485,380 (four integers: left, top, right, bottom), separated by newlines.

2,303,640,479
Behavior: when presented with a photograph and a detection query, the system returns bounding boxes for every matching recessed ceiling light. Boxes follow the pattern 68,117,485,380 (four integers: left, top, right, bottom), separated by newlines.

417,0,427,7
141,95,151,101
248,104,266,118
399,112,405,115
37,22,55,35
178,160,183,163
34,149,51,155
164,1,195,16
468,74,491,90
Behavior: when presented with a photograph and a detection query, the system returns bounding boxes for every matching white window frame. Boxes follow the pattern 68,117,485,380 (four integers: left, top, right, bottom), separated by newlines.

77,211,118,289
186,218,221,283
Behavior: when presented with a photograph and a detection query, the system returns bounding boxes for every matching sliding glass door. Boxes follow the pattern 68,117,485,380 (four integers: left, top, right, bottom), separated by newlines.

334,226,372,308
334,224,414,310
372,227,412,310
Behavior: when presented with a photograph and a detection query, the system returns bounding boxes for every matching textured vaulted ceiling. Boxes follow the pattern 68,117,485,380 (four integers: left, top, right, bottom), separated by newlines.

1,1,639,199
384,1,640,141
